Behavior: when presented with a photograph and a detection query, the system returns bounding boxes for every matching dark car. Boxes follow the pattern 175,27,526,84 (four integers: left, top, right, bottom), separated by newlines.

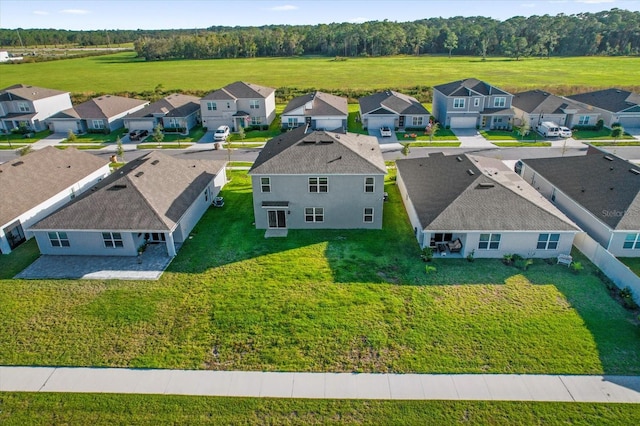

129,129,149,141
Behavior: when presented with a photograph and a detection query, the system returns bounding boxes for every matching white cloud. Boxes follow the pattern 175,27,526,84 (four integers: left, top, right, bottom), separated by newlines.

60,9,91,15
348,17,369,23
33,10,49,16
521,3,536,7
270,5,298,11
575,0,615,4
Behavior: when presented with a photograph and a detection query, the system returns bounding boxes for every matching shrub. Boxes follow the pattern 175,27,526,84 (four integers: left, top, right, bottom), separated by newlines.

66,129,77,142
596,119,604,130
570,261,583,274
466,249,475,263
620,287,639,310
420,247,434,262
425,265,437,275
502,253,514,266
514,257,534,271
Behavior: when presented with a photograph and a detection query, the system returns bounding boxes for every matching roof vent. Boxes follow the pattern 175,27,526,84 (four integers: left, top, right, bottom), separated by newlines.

467,169,475,176
630,169,640,175
11,161,24,166
135,171,144,177
151,160,159,165
110,184,127,190
604,155,614,161
477,183,495,189
456,156,462,162
327,156,342,164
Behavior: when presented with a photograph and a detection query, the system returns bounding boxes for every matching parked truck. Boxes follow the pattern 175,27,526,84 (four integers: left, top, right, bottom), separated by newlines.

537,121,561,137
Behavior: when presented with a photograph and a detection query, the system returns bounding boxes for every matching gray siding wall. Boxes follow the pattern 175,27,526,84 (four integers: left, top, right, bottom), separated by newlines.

609,231,640,257
34,230,139,256
395,171,425,247
432,91,448,123
251,173,385,229
463,231,575,258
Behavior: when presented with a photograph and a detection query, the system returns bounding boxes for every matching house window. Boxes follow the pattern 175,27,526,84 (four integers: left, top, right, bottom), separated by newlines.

207,102,217,111
251,117,262,125
261,177,271,193
453,98,465,109
363,208,374,223
309,177,328,193
250,100,260,109
48,232,70,247
92,120,105,129
494,97,506,108
226,102,231,109
478,233,501,250
17,102,29,112
623,233,640,249
204,187,211,202
102,232,124,248
364,177,375,193
168,118,179,128
412,116,424,126
474,98,480,107
305,207,324,223
537,233,560,250
578,116,590,125
287,117,299,128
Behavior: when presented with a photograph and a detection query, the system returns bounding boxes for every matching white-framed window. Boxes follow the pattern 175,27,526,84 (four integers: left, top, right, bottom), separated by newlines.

494,97,506,108
412,116,424,126
453,98,465,109
363,207,374,223
207,102,217,111
578,116,590,125
261,177,271,193
287,117,299,128
48,232,70,247
17,102,29,112
102,232,124,248
478,233,500,250
537,233,560,250
251,117,262,125
250,100,260,109
305,207,324,223
364,177,375,193
309,177,328,193
168,118,179,128
92,120,105,129
623,233,640,249
473,98,480,107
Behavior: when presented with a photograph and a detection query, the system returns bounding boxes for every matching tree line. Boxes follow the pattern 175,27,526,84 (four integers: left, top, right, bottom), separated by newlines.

2,9,639,60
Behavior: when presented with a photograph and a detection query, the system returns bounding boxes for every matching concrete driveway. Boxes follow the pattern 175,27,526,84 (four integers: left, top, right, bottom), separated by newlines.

451,128,495,148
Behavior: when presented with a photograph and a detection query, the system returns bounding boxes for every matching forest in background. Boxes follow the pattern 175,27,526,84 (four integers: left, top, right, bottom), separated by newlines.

1,8,639,61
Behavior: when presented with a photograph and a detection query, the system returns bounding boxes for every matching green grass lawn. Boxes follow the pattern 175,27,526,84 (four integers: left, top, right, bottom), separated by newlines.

161,126,206,142
480,130,544,141
2,130,51,144
572,128,635,140
1,171,638,375
397,128,458,142
493,142,552,147
2,393,639,425
619,258,640,277
136,143,193,149
63,128,127,143
3,53,639,95
590,141,640,146
0,239,40,280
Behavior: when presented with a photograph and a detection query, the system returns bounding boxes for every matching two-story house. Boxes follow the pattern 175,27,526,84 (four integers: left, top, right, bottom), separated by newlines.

281,91,347,131
432,78,514,130
47,95,149,134
248,126,387,235
0,84,72,133
358,90,431,133
567,88,640,129
512,90,601,131
201,81,276,132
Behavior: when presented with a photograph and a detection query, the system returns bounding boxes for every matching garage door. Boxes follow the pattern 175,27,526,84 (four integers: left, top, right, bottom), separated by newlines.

315,119,344,131
51,121,80,134
366,116,395,131
449,116,477,129
617,116,640,128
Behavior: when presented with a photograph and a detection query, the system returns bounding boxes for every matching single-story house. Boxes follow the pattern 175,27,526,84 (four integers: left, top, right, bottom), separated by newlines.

0,84,72,133
47,95,149,134
432,78,515,130
29,152,227,257
281,91,347,131
0,146,110,254
248,126,387,232
396,153,580,258
511,90,600,131
520,146,640,257
358,90,431,132
201,81,276,131
567,88,640,129
123,93,201,134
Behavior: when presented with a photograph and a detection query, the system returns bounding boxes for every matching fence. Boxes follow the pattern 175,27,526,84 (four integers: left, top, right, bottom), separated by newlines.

573,232,640,304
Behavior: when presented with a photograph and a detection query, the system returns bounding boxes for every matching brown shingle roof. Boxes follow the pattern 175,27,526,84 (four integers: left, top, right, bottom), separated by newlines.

282,91,348,116
0,84,68,101
202,81,275,101
51,95,148,120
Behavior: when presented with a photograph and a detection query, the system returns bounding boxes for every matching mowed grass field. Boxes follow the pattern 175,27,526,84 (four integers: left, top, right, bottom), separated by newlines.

2,52,639,94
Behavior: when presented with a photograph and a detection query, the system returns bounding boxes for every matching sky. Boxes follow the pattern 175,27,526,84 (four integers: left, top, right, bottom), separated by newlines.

1,0,639,30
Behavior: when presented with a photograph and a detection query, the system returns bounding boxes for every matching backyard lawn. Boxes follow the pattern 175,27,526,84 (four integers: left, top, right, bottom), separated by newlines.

1,170,638,375
620,258,640,277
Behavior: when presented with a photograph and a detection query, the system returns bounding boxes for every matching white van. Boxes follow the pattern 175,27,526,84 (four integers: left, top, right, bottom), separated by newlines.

538,121,560,137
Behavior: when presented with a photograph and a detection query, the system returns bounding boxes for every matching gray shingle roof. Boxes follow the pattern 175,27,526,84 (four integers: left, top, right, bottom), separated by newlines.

434,78,510,97
396,154,578,232
0,147,108,226
127,94,200,119
523,148,640,230
282,91,348,116
512,90,591,114
0,84,68,101
31,152,226,231
50,95,148,120
567,88,640,113
249,126,386,175
202,81,275,101
359,90,430,116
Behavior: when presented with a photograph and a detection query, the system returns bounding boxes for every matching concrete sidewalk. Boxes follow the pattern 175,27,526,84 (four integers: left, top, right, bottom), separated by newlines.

1,366,639,402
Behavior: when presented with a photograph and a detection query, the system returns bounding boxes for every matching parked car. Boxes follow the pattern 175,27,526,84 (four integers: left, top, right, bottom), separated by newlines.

129,129,148,141
558,126,572,138
537,121,560,137
214,125,230,141
380,126,392,137
514,160,523,175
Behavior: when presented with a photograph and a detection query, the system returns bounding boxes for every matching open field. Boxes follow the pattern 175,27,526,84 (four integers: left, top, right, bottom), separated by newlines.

1,171,638,374
2,393,639,425
2,52,639,96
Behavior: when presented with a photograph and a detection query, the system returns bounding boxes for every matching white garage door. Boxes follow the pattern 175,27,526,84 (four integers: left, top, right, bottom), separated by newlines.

449,116,477,129
617,116,640,128
316,119,344,131
366,116,395,131
126,120,154,132
51,121,80,134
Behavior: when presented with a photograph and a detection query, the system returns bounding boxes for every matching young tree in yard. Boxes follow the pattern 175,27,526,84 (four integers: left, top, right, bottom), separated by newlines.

115,136,125,163
66,129,77,142
444,31,458,58
426,121,439,142
400,142,411,157
611,125,624,142
18,145,33,156
152,124,164,143
517,121,531,141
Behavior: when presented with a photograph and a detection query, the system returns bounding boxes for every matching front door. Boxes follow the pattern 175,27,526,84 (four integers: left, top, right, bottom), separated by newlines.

267,210,286,228
399,115,405,127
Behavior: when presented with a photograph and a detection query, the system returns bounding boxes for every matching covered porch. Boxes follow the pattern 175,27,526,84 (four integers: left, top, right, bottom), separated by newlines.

427,232,466,258
480,108,515,130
